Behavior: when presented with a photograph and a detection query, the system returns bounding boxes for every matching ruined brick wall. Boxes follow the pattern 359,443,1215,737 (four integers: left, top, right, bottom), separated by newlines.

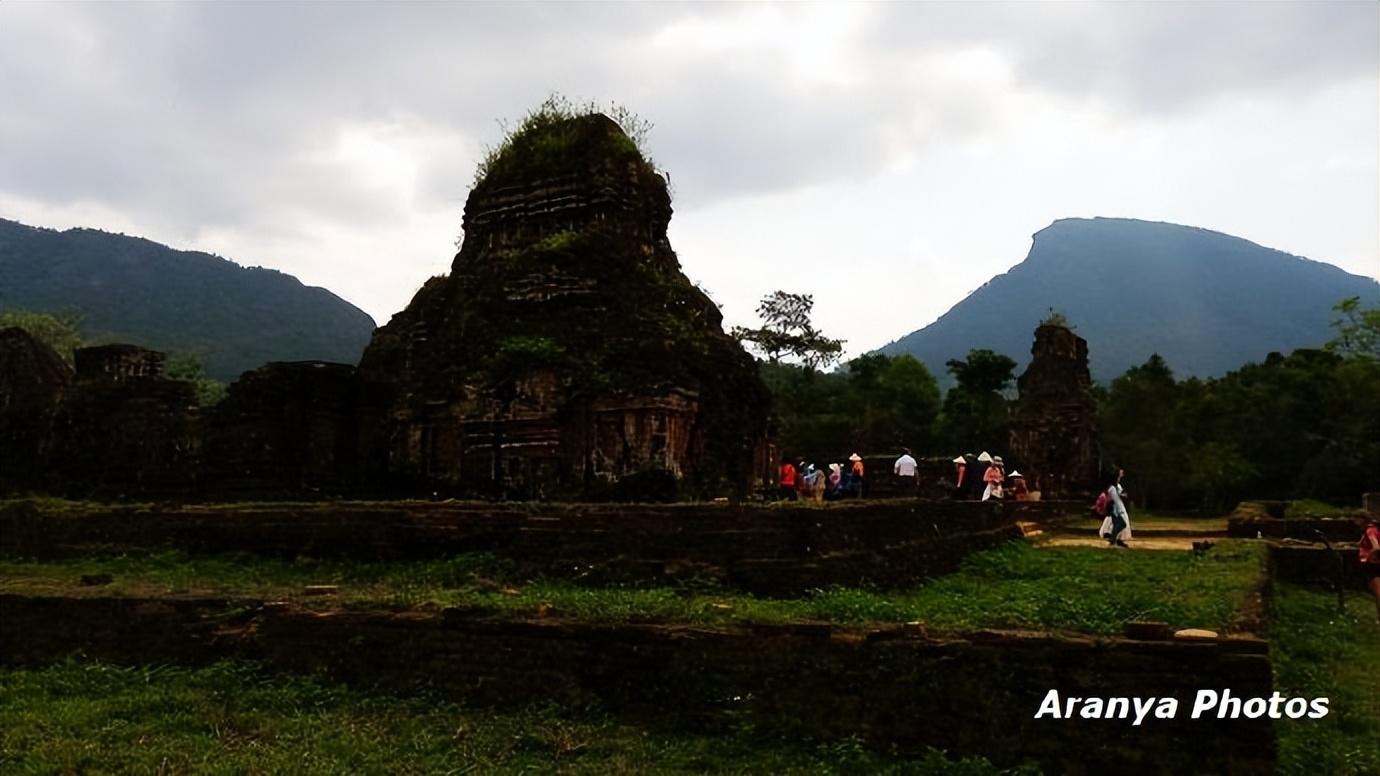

1,594,1276,776
0,328,73,492
201,361,361,498
74,344,167,380
1009,324,1099,497
0,339,198,497
0,498,1076,594
49,345,198,497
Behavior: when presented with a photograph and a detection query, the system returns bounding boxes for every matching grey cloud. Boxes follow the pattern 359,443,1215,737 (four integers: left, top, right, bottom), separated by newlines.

0,1,1375,241
863,2,1378,113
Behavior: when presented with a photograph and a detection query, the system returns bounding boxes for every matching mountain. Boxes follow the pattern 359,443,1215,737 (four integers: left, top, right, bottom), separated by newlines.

878,217,1380,384
0,218,376,381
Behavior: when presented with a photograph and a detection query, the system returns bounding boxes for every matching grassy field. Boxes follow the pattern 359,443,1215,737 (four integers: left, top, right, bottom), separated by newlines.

1271,583,1380,776
0,660,1039,776
0,540,1267,635
1282,499,1359,519
1061,513,1229,533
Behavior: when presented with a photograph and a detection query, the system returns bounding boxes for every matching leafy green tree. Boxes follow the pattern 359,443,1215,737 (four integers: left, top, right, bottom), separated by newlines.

847,354,941,453
944,349,1017,395
1183,441,1259,510
165,352,228,406
938,349,1017,454
0,308,83,363
1326,296,1380,361
1098,341,1380,508
758,361,852,457
732,291,844,370
1100,354,1184,507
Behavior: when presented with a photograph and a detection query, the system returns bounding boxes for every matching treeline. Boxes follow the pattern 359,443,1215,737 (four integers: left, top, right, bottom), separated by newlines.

763,299,1380,509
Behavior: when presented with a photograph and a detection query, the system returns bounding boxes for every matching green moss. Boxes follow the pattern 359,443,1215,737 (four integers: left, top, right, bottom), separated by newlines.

532,229,580,253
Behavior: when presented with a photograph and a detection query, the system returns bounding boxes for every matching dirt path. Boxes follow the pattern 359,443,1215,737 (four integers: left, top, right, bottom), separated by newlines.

1037,535,1218,550
1034,514,1232,551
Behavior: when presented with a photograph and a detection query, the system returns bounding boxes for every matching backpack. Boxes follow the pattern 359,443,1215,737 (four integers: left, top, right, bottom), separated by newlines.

1093,490,1110,517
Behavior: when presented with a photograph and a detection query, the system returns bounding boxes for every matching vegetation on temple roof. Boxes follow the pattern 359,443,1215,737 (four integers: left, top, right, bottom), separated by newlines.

473,95,658,188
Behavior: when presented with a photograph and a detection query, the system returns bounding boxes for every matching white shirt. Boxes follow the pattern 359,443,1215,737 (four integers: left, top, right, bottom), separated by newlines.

894,454,918,476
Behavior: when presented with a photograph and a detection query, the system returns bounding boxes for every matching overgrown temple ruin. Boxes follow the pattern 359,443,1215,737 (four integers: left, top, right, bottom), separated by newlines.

1008,323,1100,496
357,112,771,499
0,333,198,497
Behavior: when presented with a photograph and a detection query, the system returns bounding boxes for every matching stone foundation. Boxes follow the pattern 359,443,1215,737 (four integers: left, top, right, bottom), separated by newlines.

0,499,1078,594
0,593,1276,776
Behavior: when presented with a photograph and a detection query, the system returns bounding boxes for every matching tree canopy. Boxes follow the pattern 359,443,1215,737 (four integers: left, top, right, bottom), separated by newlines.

731,291,844,370
0,308,83,363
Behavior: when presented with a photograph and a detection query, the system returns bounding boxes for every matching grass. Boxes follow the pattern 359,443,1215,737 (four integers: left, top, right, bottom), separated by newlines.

1062,512,1229,532
0,541,1267,636
0,660,1038,775
1283,499,1358,518
1271,583,1380,776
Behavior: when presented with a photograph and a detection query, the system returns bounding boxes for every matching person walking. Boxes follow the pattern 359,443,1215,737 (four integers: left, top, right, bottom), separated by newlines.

982,455,1006,501
810,465,827,504
778,457,797,501
849,453,865,498
952,456,967,498
1359,518,1380,622
1102,468,1132,547
826,463,843,500
894,448,918,495
1008,470,1029,500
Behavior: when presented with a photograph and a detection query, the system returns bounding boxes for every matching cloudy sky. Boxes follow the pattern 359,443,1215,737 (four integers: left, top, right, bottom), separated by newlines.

2,2,1376,358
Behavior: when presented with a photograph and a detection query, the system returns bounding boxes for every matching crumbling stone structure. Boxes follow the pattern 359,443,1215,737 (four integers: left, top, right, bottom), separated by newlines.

2,593,1277,776
201,361,361,497
1008,324,1099,497
0,328,74,492
0,114,773,502
73,344,166,380
48,344,198,497
359,113,771,498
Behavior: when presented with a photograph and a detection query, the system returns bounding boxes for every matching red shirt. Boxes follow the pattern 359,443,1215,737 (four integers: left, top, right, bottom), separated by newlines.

780,463,797,487
1360,525,1380,565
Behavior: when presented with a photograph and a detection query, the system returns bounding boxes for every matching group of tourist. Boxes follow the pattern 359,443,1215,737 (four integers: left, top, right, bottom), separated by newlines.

949,452,1029,501
778,454,867,503
778,449,1038,503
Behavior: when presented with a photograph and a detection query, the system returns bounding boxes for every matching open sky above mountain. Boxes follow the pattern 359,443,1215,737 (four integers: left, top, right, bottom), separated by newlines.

1,2,1376,360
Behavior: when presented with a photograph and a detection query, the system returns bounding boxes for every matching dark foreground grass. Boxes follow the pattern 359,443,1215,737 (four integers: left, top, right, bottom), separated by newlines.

0,660,1038,776
1272,583,1380,776
0,541,1266,635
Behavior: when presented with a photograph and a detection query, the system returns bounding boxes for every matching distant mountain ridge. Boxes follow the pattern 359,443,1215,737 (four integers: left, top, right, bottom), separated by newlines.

0,218,377,381
879,217,1380,384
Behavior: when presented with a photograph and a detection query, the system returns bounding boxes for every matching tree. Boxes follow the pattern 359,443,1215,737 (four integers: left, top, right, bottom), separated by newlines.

731,291,844,370
938,349,1017,454
0,308,83,363
165,352,228,406
1100,354,1185,506
1326,296,1380,361
944,349,1017,395
847,353,941,453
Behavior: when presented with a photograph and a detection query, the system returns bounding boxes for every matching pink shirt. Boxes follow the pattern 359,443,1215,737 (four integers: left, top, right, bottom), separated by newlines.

1360,525,1380,565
